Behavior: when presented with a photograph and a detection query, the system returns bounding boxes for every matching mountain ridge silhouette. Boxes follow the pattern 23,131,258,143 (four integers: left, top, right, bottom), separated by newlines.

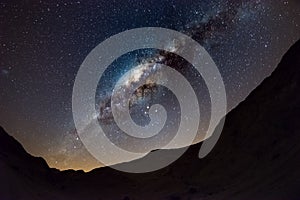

0,39,299,200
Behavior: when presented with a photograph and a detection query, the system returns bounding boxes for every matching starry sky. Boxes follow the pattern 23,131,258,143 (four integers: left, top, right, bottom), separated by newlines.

0,0,299,171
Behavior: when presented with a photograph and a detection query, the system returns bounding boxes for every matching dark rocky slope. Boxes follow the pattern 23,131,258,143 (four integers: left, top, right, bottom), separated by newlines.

0,39,299,200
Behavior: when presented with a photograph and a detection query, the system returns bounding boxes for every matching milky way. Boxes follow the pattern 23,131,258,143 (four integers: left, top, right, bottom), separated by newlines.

0,0,299,171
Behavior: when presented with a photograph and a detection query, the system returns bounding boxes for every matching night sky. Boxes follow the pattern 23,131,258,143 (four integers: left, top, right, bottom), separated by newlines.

0,0,299,171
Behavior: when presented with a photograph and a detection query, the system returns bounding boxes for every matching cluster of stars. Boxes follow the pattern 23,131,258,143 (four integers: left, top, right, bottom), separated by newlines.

0,0,299,171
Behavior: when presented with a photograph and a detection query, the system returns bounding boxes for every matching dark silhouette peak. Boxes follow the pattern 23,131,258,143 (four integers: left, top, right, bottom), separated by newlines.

0,127,27,156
